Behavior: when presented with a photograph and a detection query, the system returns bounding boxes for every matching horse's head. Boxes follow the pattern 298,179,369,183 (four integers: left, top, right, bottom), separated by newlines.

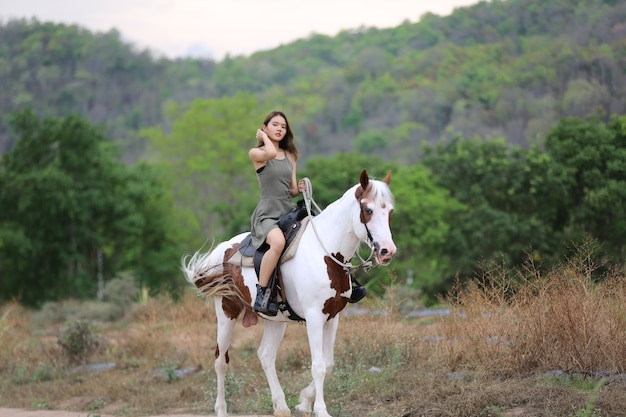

354,169,397,265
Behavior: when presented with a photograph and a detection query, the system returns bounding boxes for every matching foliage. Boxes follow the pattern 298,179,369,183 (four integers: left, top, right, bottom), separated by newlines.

389,164,466,296
0,18,216,160
102,273,139,308
545,116,626,262
0,109,180,306
142,94,261,248
57,319,100,363
2,0,626,305
2,0,626,160
422,136,571,292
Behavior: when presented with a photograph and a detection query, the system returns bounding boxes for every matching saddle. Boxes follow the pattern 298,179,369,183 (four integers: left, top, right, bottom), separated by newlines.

238,200,312,267
228,201,316,322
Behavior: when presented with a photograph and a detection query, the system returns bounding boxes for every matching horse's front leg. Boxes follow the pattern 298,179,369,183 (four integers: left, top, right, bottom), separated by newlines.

295,380,315,417
258,320,291,417
214,298,236,417
322,316,338,383
295,316,337,417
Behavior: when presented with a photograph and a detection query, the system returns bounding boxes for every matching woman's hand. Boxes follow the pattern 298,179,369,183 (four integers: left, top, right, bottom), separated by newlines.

256,129,268,142
298,179,306,193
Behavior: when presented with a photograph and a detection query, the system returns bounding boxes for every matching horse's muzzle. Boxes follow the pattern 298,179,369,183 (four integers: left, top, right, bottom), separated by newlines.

374,244,396,265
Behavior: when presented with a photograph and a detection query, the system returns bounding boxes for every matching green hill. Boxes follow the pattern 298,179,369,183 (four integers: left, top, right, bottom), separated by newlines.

1,0,625,163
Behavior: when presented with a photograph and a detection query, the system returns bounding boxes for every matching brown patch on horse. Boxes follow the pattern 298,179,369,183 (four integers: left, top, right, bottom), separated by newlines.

354,170,393,225
359,200,373,224
354,170,370,205
322,252,350,320
215,344,231,364
355,179,374,224
224,243,240,262
221,245,252,321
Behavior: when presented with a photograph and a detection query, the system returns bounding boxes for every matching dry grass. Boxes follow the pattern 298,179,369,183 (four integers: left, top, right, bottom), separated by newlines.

1,245,625,417
441,247,626,377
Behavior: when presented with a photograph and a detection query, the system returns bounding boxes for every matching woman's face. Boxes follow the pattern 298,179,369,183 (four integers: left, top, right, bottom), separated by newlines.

263,115,287,142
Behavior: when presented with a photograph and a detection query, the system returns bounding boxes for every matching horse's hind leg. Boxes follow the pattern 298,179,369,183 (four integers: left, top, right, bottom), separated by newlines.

214,297,236,417
258,320,291,417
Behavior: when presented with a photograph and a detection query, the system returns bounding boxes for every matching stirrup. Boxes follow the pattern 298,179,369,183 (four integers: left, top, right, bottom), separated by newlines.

349,285,368,303
254,284,278,316
348,274,367,303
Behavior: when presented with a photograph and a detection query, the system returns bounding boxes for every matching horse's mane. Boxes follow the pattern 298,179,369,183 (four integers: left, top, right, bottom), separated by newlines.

364,178,394,204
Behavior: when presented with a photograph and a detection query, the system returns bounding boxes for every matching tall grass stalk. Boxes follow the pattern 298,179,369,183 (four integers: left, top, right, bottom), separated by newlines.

441,240,626,376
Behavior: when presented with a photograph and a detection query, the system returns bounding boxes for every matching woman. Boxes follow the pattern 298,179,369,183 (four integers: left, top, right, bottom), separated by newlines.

249,110,305,315
249,110,367,316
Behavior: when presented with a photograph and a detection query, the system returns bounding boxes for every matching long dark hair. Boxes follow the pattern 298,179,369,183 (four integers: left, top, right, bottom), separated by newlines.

259,110,299,160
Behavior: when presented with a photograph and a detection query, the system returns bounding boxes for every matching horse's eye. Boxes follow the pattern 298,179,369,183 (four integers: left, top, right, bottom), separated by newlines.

365,208,373,215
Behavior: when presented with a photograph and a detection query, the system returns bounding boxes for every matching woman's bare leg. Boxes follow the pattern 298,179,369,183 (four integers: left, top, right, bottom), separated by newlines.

258,227,285,286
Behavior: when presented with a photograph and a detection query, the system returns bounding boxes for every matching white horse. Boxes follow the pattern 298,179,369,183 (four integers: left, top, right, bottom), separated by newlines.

182,169,396,417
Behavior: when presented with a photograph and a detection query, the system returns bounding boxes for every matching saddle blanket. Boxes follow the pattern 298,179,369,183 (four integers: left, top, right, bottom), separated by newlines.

226,217,310,268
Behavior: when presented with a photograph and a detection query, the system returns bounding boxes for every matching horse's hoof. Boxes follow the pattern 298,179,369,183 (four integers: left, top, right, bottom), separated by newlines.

294,409,311,417
274,408,291,417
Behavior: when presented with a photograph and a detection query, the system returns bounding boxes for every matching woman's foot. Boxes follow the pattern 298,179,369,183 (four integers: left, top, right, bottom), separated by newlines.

349,285,368,303
254,284,278,316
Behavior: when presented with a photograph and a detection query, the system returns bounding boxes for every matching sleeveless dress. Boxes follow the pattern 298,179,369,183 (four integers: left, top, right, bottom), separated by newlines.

250,157,296,249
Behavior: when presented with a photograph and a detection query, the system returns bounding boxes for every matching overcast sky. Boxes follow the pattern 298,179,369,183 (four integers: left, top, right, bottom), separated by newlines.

1,0,479,60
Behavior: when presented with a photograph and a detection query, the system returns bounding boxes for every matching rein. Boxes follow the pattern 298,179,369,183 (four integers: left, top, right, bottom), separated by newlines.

301,177,377,273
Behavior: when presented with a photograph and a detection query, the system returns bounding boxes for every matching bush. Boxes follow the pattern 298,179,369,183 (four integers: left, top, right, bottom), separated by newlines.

57,320,100,363
103,272,139,308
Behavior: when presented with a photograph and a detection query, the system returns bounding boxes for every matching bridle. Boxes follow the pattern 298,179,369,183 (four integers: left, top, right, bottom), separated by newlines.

358,188,379,254
301,178,378,273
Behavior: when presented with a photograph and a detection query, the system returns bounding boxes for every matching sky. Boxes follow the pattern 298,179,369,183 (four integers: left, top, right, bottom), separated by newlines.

0,0,479,61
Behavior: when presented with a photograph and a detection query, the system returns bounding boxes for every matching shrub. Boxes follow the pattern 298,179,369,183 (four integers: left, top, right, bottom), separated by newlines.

103,272,139,309
57,320,100,363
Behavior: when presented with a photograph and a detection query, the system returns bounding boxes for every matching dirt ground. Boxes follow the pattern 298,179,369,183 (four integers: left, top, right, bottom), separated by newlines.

0,409,271,417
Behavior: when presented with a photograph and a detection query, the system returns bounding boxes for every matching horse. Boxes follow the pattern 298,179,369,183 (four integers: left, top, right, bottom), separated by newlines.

182,169,396,417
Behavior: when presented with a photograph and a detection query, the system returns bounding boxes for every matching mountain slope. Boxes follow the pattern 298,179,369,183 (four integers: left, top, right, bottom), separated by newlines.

1,0,625,163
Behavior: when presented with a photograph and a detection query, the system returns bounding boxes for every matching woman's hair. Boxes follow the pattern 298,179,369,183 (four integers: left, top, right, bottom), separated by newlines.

260,110,299,160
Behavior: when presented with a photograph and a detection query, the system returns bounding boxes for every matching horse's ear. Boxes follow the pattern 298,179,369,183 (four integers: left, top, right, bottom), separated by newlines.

359,170,370,190
383,171,391,185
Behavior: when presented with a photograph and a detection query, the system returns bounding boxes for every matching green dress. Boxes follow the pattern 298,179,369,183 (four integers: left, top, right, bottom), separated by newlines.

250,157,296,249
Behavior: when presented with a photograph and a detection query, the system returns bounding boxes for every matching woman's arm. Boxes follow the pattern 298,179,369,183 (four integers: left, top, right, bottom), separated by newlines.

288,153,305,197
249,129,278,168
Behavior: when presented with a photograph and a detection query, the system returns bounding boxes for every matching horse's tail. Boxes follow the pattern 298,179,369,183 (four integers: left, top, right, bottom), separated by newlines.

181,245,248,304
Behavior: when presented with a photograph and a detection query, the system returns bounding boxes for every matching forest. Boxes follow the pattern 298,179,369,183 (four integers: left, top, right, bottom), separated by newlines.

1,0,626,306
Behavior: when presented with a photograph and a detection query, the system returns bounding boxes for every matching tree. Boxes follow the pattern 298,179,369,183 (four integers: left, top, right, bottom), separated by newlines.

545,116,626,261
422,136,569,288
0,109,178,305
142,94,261,248
390,164,466,298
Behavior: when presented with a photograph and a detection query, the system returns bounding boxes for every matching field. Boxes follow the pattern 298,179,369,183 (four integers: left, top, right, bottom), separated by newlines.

1,247,625,417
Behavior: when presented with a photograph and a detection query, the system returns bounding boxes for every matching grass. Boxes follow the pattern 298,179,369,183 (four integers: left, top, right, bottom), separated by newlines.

0,244,625,416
